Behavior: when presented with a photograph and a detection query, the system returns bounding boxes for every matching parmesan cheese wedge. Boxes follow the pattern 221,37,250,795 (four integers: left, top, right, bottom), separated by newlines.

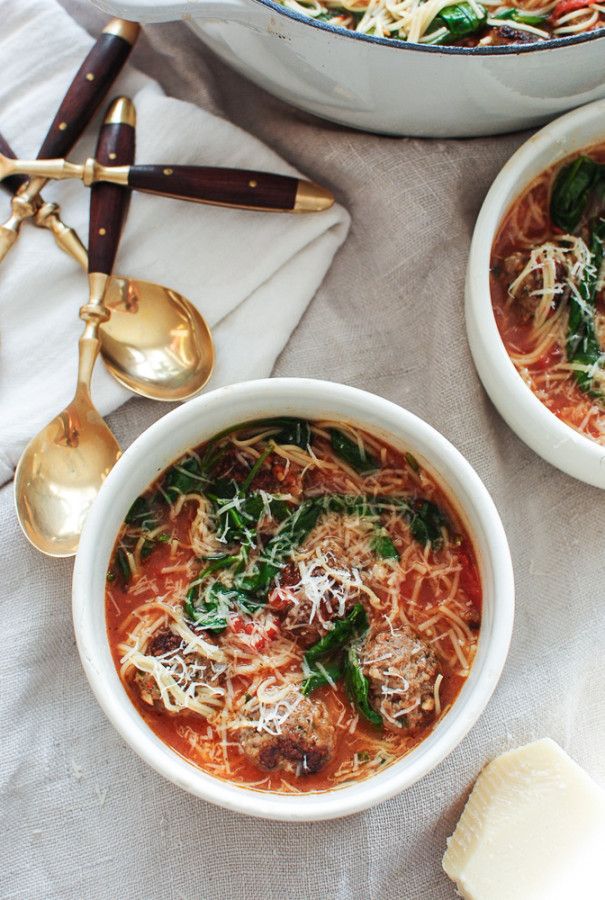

442,738,605,899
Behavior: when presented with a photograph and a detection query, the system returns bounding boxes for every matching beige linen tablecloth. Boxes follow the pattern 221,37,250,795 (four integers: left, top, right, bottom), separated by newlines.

2,2,604,898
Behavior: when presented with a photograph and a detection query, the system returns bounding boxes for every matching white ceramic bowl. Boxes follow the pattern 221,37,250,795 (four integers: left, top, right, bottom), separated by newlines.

72,378,514,820
91,0,605,137
466,98,605,488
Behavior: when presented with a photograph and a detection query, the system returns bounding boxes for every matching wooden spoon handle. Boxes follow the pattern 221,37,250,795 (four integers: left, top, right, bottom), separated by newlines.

88,97,135,276
124,164,336,212
37,19,139,162
0,133,29,194
126,164,299,211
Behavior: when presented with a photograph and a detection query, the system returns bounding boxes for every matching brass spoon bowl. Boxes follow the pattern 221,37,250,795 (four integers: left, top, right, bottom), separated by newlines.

99,273,214,401
35,201,214,401
14,299,121,557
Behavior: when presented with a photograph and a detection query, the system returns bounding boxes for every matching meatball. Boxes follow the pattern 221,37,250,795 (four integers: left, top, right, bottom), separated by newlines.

500,251,567,323
238,690,335,775
269,552,364,648
359,628,441,732
211,447,303,498
480,24,542,46
133,627,225,710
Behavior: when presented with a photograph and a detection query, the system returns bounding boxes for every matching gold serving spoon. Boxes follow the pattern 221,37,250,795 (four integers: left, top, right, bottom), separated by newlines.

0,131,214,402
14,100,136,558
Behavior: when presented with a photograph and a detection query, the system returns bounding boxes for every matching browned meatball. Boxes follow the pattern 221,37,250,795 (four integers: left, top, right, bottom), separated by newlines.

238,691,335,775
500,251,567,323
133,627,225,710
211,447,304,498
269,552,364,649
359,628,441,732
479,24,542,46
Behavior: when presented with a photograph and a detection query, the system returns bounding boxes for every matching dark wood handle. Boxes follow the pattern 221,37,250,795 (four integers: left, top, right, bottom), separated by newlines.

127,165,299,211
88,118,135,275
37,22,139,162
0,133,29,195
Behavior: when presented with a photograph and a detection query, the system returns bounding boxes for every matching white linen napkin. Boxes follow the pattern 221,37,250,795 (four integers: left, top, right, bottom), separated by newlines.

0,0,350,486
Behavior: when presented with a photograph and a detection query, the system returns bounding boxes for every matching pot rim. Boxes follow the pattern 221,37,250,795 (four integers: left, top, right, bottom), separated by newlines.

102,0,605,55
93,0,605,57
255,0,605,55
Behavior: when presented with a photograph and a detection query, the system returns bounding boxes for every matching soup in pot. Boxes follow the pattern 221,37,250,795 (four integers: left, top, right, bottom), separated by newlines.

278,0,605,48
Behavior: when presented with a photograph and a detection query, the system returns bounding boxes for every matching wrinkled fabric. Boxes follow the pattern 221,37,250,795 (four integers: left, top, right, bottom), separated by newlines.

1,1,603,899
0,0,349,484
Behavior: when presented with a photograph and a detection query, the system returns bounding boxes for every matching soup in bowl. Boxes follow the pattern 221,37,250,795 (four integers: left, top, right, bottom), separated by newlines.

466,97,605,487
73,378,514,820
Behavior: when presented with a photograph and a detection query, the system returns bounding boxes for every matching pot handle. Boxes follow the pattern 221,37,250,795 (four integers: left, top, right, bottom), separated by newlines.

93,0,256,24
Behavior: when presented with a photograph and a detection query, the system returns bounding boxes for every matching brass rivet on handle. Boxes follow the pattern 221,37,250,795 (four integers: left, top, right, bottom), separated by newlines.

109,153,117,160
163,168,173,176
86,73,95,82
249,180,258,188
59,123,67,131
98,228,107,236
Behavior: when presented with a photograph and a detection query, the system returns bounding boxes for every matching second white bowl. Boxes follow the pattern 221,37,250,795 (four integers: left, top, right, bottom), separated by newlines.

466,98,605,488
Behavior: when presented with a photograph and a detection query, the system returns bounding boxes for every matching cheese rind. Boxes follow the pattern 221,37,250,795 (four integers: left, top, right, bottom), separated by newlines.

442,738,605,900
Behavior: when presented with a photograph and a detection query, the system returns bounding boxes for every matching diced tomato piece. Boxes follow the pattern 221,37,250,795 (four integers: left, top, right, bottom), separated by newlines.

550,0,591,20
267,586,296,611
228,612,279,651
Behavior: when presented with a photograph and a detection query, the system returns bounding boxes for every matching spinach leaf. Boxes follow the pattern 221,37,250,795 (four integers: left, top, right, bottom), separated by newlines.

405,499,448,548
424,1,487,42
195,555,244,579
305,604,369,665
269,417,312,449
329,429,379,474
239,500,324,593
493,7,547,24
125,495,156,529
241,445,273,492
432,1,487,36
567,218,605,396
344,642,383,727
185,580,258,631
343,495,448,549
301,604,369,695
550,156,605,234
114,547,132,584
321,494,374,518
371,531,399,559
302,660,345,695
164,456,204,500
320,493,447,550
205,477,265,544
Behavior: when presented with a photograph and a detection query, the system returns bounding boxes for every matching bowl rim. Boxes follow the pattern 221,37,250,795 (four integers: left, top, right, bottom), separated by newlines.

465,97,605,488
72,377,514,820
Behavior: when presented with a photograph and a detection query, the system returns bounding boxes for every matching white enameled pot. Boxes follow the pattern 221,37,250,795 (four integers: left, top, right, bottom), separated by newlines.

91,0,605,137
